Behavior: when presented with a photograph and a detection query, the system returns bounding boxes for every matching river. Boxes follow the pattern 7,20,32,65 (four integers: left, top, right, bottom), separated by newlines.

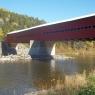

0,55,95,95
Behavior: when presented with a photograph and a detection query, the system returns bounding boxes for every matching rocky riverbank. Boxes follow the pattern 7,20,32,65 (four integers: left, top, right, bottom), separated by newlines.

0,55,31,63
0,43,32,63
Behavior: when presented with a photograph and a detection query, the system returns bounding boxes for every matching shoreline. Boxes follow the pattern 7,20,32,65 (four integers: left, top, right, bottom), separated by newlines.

0,48,95,63
0,55,31,63
0,54,74,63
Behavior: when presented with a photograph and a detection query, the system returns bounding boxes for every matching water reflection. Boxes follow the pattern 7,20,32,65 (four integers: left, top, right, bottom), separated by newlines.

0,56,95,94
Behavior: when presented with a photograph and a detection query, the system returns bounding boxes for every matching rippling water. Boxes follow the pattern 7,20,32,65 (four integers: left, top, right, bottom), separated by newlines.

0,55,95,95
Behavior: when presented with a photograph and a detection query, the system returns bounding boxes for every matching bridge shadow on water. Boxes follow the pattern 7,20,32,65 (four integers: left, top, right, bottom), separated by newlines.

0,56,95,95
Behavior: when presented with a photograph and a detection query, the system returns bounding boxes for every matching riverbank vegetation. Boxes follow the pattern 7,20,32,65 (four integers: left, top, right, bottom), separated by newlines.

37,72,95,95
56,41,95,56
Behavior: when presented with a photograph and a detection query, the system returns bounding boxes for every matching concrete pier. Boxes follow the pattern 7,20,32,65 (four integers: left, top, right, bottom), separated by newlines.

29,41,55,60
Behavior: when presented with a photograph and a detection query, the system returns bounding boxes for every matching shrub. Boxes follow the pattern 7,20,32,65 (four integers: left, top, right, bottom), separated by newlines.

78,75,95,95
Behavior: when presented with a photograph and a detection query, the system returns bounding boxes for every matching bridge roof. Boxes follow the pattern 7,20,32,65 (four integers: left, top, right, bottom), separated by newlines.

8,13,95,34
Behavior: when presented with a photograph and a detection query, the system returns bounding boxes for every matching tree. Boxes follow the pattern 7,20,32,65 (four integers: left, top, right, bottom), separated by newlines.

0,28,4,40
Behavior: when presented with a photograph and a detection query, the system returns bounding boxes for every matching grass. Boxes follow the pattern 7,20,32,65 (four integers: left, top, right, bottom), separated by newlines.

56,46,95,57
37,73,87,95
77,73,95,95
37,72,95,95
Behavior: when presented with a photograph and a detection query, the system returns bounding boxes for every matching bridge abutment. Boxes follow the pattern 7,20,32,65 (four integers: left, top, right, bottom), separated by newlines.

0,41,17,56
29,41,55,60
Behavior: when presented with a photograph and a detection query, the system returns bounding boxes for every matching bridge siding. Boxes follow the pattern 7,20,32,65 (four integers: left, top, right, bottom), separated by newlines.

5,16,95,43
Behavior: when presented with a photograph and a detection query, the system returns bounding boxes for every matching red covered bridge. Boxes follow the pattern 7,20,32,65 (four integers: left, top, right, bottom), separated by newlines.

2,14,95,59
5,14,95,43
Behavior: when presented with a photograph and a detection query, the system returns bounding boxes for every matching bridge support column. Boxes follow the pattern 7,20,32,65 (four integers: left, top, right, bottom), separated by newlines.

29,41,55,60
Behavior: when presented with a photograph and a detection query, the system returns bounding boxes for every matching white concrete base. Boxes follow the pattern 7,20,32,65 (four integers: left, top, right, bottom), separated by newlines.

29,41,55,60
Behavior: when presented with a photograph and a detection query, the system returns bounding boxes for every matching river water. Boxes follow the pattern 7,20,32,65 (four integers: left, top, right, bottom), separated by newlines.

0,55,95,95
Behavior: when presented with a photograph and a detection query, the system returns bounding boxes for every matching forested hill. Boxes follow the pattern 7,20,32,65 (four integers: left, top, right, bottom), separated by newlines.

0,8,46,40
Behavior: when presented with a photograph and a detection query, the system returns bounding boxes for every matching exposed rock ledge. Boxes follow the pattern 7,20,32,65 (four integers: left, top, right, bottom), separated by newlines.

0,55,31,63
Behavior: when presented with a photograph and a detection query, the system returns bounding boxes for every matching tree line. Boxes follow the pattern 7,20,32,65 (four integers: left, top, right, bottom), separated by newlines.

0,8,46,40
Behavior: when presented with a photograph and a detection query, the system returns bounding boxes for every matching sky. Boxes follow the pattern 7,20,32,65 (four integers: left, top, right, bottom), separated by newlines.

0,0,95,22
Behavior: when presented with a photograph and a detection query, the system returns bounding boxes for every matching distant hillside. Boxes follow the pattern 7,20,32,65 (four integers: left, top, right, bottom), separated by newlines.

0,8,46,40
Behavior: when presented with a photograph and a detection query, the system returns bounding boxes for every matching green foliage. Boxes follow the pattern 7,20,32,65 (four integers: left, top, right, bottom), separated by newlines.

78,85,95,95
83,85,95,95
0,8,46,40
88,75,95,84
0,28,4,41
78,75,95,95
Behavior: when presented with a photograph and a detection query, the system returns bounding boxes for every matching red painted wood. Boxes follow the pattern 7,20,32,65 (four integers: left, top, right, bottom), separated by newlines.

5,15,95,43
